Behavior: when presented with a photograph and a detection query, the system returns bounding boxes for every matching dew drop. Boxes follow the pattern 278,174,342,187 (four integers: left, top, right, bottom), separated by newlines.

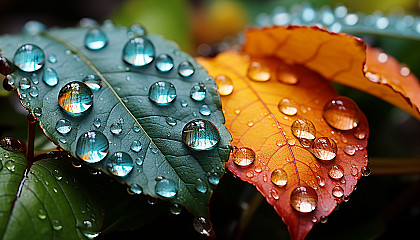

93,118,101,128
0,56,14,75
33,107,42,117
128,23,147,37
247,61,270,82
199,105,211,116
343,145,357,156
247,120,254,127
155,178,178,198
155,54,174,72
291,118,316,143
122,37,155,66
271,169,287,187
110,123,122,135
58,81,93,116
129,184,143,195
311,137,337,161
19,77,31,90
52,219,63,231
148,81,176,105
195,178,208,193
166,117,177,126
350,165,358,176
130,140,142,152
22,20,46,35
207,172,220,185
52,169,63,181
182,119,220,151
48,55,57,64
193,216,213,237
84,28,108,50
190,82,206,101
353,127,366,140
278,98,298,116
55,119,72,135
400,66,411,76
107,152,134,177
170,203,182,215
323,96,360,130
13,44,45,72
37,208,47,220
132,123,141,132
42,67,59,87
78,220,99,239
76,130,109,163
180,100,188,107
83,74,102,91
332,186,344,198
277,64,298,84
329,165,344,180
290,186,318,213
215,74,233,96
361,166,371,176
232,147,255,167
178,61,195,77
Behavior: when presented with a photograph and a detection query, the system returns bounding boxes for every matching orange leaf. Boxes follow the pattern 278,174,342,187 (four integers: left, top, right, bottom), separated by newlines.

197,26,369,240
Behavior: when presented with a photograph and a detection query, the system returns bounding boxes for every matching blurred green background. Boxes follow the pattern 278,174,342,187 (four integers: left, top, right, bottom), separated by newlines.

1,0,420,239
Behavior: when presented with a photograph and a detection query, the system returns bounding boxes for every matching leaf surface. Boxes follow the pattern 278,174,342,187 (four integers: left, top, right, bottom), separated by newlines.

197,26,369,240
0,25,231,218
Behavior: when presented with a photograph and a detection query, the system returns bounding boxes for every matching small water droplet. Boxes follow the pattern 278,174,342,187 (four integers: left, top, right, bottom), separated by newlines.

52,219,63,231
58,81,93,116
78,220,100,239
291,118,316,144
37,208,47,220
199,105,211,116
135,156,144,166
122,37,155,66
76,130,109,163
311,137,337,161
182,119,220,150
247,120,254,127
195,178,208,193
83,74,102,91
170,203,182,215
271,169,287,187
332,186,344,198
107,152,134,177
110,123,122,135
353,127,366,140
84,28,108,50
207,172,220,185
48,55,57,64
323,96,360,130
13,44,45,72
93,118,101,128
193,216,213,237
329,165,344,180
247,61,270,82
178,61,195,77
55,119,72,135
42,67,59,87
190,82,206,101
180,100,188,107
155,178,178,198
317,175,326,187
232,147,255,167
165,117,177,126
361,166,371,176
148,81,176,105
19,77,31,90
343,145,357,156
130,184,143,194
155,54,174,72
278,98,298,116
33,107,42,117
277,64,298,84
350,165,358,176
400,66,411,76
234,107,241,115
130,140,142,152
215,74,233,96
290,186,318,213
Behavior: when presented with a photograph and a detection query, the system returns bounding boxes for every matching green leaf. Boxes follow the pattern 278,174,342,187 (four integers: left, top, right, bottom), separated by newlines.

0,23,231,217
0,148,104,239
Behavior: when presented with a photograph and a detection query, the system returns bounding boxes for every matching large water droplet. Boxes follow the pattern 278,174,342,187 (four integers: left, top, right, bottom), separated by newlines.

323,96,360,130
55,119,72,135
271,169,287,187
291,118,316,145
42,67,59,87
328,165,344,180
0,56,14,76
278,98,298,116
83,74,102,91
5,160,15,172
84,28,108,50
58,81,93,116
76,130,109,163
155,178,178,198
122,37,155,67
148,81,176,105
193,216,213,237
78,220,100,239
332,186,344,198
311,137,337,161
232,147,255,167
215,74,233,96
190,82,206,101
182,119,220,150
155,54,174,72
290,186,318,213
178,61,195,77
13,44,45,72
247,61,270,82
107,152,134,177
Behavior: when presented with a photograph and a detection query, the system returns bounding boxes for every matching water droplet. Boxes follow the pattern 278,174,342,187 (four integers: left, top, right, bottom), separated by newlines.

320,216,328,223
232,147,255,167
277,64,298,84
110,123,122,135
215,74,233,96
329,165,344,180
207,172,220,185
323,96,360,130
234,107,241,115
271,169,287,187
270,188,280,199
361,166,371,176
278,98,298,116
353,127,366,140
165,117,177,126
155,54,174,72
193,216,213,237
0,137,26,152
170,203,182,215
84,28,108,50
76,130,109,163
42,67,59,87
148,81,176,105
182,119,220,151
247,120,254,127
155,178,178,198
33,107,42,117
180,100,188,107
247,61,270,81
291,118,316,144
129,184,143,195
343,145,357,156
290,186,318,213
19,77,31,90
195,178,208,193
400,66,411,76
199,105,211,116
317,175,326,187
190,82,206,101
83,74,102,91
107,152,134,177
332,186,344,198
78,220,99,239
55,119,72,135
178,61,195,77
122,37,155,67
0,56,14,75
127,23,147,37
58,81,93,116
130,140,142,152
13,44,45,72
311,137,337,161
48,55,57,64
93,118,101,128
52,219,63,231
37,208,47,220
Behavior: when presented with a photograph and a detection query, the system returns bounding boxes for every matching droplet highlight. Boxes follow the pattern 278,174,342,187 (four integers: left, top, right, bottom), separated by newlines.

178,61,195,77
311,137,337,161
271,169,287,187
332,186,344,198
182,119,220,151
190,82,206,101
155,54,174,72
278,98,298,116
84,28,108,50
215,74,233,96
58,81,93,116
107,152,134,177
42,67,59,87
290,186,318,213
291,118,316,145
76,130,109,163
323,96,360,130
247,61,270,82
232,147,255,167
55,119,72,135
328,165,344,180
13,44,45,72
122,37,155,67
148,81,176,105
155,178,178,198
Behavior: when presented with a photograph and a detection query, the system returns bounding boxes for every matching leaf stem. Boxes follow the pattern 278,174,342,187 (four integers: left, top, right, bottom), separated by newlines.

26,113,36,163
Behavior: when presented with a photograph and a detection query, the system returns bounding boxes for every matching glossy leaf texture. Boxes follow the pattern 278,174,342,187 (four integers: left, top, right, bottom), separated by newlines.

197,26,369,240
0,24,231,218
0,147,104,239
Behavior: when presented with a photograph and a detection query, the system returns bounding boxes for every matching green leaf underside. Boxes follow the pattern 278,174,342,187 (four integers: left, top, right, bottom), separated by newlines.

0,25,231,217
0,148,104,240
